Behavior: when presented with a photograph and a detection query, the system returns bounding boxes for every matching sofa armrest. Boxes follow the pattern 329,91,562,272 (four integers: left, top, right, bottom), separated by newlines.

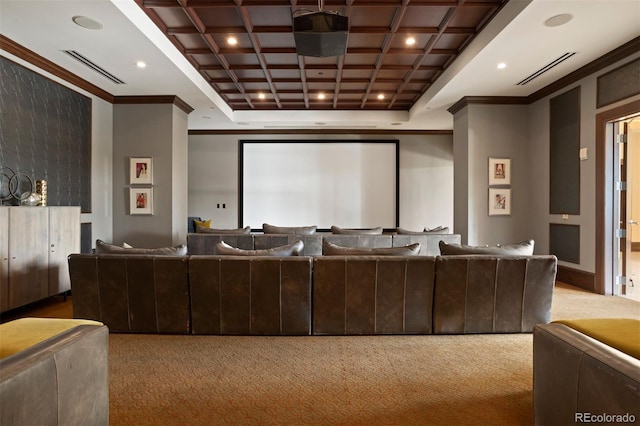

0,324,109,426
69,254,191,333
533,323,640,425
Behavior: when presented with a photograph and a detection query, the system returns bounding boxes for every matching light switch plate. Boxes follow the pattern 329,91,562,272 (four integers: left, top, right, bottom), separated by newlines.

579,147,588,160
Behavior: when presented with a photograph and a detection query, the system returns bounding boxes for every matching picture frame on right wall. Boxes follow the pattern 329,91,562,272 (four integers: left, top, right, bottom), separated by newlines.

488,157,511,186
489,188,511,216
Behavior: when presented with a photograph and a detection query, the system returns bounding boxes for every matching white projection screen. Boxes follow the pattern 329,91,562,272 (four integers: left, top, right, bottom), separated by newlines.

240,141,399,230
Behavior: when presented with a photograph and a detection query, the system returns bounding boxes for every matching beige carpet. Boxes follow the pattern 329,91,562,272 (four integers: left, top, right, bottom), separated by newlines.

6,284,640,425
106,284,639,426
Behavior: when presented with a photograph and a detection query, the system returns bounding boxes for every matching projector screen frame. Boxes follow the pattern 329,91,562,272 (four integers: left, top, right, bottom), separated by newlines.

238,140,400,232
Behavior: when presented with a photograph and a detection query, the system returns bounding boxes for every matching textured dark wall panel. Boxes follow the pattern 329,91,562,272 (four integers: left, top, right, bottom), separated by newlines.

597,58,640,108
549,87,580,215
550,223,580,264
0,57,91,211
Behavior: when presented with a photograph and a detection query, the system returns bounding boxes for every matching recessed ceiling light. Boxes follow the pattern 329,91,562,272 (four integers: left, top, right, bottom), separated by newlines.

258,93,266,100
317,93,326,100
227,36,238,45
377,94,385,100
405,37,416,46
135,61,146,69
497,62,506,70
544,14,573,27
72,15,103,30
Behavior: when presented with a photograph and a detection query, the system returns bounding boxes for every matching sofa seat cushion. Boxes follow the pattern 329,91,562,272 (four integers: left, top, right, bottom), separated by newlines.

95,239,187,256
263,223,317,235
331,226,383,235
439,239,534,256
322,240,420,256
0,318,104,359
216,240,304,256
553,318,640,360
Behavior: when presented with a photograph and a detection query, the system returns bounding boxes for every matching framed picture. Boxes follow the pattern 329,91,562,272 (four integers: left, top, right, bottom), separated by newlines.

489,188,511,216
130,187,153,215
488,157,510,186
130,157,153,185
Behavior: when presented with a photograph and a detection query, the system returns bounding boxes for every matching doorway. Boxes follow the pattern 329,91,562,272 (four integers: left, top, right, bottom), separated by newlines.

614,115,640,300
595,99,640,296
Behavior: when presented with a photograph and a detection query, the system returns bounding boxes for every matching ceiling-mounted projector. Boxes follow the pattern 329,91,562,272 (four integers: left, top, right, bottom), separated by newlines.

293,11,348,57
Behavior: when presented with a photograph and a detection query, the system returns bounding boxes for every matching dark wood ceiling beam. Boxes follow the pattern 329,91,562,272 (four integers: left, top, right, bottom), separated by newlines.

172,26,476,35
209,63,438,72
235,2,283,109
388,48,457,55
332,0,354,109
389,2,462,107
361,0,409,109
144,0,502,7
176,4,254,108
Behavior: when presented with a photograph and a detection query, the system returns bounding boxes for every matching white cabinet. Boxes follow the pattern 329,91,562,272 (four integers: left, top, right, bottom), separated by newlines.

0,206,80,312
48,207,81,295
0,207,8,312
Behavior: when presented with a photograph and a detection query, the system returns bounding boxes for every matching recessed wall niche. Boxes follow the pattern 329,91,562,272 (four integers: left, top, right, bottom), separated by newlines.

0,57,91,211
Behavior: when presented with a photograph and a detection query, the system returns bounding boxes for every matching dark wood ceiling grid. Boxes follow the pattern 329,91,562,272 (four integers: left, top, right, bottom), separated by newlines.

137,0,507,111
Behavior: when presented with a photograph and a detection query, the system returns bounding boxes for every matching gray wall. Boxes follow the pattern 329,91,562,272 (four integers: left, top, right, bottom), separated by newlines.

188,133,454,232
454,104,531,246
113,104,188,247
453,51,640,281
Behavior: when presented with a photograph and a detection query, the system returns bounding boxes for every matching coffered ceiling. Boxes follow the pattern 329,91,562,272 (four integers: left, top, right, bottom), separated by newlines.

137,0,506,112
1,0,639,130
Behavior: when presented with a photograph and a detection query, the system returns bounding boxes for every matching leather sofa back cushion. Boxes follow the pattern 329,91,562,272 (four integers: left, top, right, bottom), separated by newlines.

331,226,383,235
196,226,252,234
323,240,420,256
216,240,304,256
263,223,317,235
95,239,188,256
439,239,534,256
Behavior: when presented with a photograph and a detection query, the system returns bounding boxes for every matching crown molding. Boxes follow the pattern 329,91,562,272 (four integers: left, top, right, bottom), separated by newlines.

113,96,194,114
448,36,640,115
189,129,452,135
0,35,115,103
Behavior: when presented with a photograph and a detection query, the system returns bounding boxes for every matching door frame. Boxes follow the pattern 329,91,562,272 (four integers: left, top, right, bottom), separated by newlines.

595,99,640,294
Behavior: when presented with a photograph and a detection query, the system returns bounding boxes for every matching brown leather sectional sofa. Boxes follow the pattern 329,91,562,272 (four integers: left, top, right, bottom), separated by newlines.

68,253,557,336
